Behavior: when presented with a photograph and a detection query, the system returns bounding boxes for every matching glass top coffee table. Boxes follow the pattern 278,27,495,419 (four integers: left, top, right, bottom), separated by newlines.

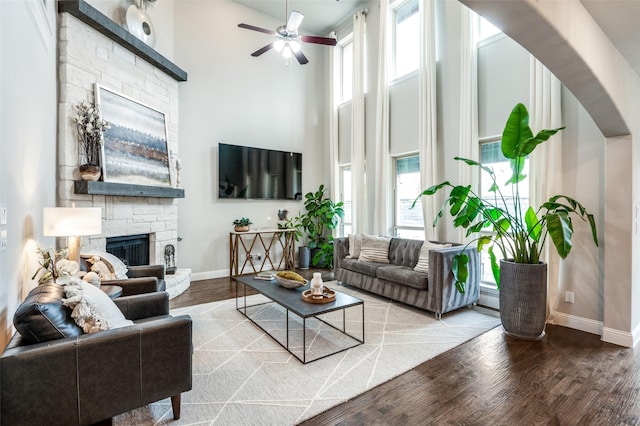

235,275,364,364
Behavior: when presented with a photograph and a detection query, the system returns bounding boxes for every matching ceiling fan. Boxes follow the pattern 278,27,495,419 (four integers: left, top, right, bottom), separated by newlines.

238,7,337,65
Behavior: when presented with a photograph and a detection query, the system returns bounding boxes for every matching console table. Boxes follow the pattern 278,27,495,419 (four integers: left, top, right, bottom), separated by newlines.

229,229,296,279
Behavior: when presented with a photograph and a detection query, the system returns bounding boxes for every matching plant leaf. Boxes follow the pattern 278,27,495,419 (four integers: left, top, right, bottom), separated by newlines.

488,245,500,289
516,127,565,157
501,103,533,159
546,211,573,259
452,253,469,294
525,206,541,242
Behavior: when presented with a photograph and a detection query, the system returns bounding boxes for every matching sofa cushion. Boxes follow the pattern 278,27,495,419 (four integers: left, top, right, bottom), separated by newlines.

63,279,133,334
13,282,83,344
414,241,452,273
388,238,425,267
358,234,391,263
341,258,387,277
346,234,362,259
377,265,429,290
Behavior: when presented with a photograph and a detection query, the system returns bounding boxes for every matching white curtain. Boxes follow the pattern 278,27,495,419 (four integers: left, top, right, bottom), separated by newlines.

418,0,438,241
328,31,340,207
458,7,479,243
373,1,391,236
528,57,562,320
351,10,367,234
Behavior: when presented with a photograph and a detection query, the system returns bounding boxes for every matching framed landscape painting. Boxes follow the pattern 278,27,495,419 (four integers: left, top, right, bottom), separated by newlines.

96,84,172,187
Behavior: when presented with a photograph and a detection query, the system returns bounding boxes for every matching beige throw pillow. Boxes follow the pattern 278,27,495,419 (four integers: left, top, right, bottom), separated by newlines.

347,234,362,259
414,241,453,273
358,234,391,263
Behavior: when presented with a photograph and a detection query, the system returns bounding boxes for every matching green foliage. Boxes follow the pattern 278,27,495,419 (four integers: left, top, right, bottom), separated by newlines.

233,217,252,226
413,103,598,293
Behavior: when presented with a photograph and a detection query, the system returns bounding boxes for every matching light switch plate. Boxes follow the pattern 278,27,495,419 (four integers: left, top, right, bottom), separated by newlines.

0,206,6,225
0,230,7,250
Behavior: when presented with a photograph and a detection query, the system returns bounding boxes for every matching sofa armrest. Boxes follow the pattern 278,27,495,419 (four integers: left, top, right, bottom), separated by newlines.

114,292,169,320
1,315,192,425
428,244,480,314
127,264,165,280
334,237,349,270
104,276,161,296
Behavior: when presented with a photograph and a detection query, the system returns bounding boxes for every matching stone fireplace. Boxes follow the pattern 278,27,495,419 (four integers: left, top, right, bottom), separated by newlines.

56,1,186,268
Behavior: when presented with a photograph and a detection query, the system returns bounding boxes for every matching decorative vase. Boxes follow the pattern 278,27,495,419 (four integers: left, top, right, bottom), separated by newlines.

234,225,250,232
310,272,324,298
298,246,310,270
499,259,548,341
79,164,101,181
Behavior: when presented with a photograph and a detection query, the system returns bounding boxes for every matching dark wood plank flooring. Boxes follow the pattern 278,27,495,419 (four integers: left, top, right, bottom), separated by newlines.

171,274,640,425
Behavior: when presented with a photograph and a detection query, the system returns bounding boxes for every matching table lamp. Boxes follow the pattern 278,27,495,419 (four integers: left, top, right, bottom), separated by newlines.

43,207,102,264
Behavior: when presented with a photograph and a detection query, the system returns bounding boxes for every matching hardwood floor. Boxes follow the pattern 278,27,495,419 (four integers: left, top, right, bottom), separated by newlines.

171,276,640,425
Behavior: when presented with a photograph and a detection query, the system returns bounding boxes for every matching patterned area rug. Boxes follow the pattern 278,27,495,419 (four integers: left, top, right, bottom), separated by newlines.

114,284,500,425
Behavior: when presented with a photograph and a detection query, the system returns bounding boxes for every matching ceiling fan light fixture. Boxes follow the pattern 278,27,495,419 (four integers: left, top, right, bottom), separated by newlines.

282,44,292,59
274,39,285,52
290,40,301,53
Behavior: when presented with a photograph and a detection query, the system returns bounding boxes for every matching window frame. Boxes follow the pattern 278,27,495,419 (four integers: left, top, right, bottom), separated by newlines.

391,0,420,82
338,164,352,237
338,33,354,105
392,153,424,239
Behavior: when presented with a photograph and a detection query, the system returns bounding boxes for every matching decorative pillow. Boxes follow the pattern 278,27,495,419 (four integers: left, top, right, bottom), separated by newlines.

85,250,129,279
14,282,83,343
414,241,453,273
62,278,133,334
346,234,362,259
358,234,391,264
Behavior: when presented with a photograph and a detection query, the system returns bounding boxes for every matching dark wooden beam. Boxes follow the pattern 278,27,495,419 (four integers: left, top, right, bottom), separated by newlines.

74,180,185,198
58,0,188,82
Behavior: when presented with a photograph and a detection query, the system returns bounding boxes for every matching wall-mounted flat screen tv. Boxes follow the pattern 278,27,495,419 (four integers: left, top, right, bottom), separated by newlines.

218,143,302,200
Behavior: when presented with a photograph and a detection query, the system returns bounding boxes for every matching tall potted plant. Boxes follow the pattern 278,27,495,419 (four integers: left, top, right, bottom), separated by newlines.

278,213,310,269
300,184,344,268
414,103,598,340
73,101,109,181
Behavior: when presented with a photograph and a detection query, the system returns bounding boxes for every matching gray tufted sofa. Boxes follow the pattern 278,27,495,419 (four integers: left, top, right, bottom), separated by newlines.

334,237,480,319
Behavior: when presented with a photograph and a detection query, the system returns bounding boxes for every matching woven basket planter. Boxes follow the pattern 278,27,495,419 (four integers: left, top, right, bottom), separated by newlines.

499,259,547,341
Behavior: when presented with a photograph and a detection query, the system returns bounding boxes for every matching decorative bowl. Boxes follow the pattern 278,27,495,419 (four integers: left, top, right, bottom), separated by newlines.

274,275,307,289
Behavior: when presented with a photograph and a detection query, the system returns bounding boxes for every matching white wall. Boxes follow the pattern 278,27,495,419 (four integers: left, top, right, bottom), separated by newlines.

0,0,57,347
173,0,327,279
86,0,175,60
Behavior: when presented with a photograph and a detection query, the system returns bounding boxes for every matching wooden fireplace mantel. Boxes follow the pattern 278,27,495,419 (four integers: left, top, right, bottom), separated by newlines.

74,180,185,198
58,0,188,82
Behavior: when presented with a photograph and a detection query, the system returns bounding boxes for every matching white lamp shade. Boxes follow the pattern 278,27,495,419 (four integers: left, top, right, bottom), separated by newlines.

43,207,102,236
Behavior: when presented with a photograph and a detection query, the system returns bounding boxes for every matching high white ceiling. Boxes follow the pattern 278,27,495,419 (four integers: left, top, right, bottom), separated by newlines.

234,0,640,77
232,0,369,35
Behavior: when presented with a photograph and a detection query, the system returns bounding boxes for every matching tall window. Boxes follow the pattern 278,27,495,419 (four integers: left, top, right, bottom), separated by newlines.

339,165,352,236
394,155,423,239
392,0,419,80
339,35,354,104
479,138,529,283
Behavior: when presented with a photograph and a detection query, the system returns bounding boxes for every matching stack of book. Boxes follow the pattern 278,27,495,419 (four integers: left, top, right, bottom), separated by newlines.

254,271,275,280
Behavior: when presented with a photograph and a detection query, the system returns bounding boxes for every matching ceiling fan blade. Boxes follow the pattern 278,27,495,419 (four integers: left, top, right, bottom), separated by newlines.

293,49,309,65
251,43,274,57
286,11,304,33
238,23,277,36
300,35,337,46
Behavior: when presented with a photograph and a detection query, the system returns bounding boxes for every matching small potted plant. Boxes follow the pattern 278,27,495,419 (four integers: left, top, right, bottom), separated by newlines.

73,101,110,181
233,217,252,232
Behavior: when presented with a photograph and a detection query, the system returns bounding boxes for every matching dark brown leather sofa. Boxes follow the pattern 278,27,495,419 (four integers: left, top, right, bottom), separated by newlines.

80,256,167,296
1,283,192,425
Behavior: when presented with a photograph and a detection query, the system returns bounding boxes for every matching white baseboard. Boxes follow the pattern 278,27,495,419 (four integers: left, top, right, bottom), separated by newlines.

602,327,636,348
191,269,228,281
550,312,603,336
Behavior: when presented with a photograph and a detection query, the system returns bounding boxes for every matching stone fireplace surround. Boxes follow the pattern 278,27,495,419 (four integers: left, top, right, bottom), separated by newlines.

56,1,186,268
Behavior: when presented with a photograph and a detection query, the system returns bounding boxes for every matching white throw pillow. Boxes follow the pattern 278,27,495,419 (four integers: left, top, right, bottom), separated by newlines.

63,278,133,333
414,241,453,273
85,250,129,279
358,234,391,264
346,234,362,259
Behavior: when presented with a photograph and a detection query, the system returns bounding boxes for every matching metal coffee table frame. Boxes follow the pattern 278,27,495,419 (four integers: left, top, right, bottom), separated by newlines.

235,276,364,364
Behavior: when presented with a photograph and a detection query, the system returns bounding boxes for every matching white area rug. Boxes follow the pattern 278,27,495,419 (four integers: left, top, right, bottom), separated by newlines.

114,284,500,425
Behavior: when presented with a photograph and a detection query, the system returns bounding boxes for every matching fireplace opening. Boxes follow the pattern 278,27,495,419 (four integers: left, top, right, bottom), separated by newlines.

106,234,149,266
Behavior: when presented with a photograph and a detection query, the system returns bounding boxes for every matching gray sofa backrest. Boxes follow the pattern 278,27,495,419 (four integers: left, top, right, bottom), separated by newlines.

388,238,424,268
